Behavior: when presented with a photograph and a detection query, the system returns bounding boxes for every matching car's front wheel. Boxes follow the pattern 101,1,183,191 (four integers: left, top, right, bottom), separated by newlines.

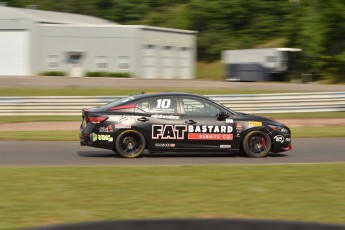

115,130,146,158
242,130,271,158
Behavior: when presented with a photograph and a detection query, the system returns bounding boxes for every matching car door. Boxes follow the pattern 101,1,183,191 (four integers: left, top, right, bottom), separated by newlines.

179,96,235,151
135,96,185,151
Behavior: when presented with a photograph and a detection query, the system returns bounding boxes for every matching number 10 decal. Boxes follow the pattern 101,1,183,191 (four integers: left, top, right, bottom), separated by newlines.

156,99,171,109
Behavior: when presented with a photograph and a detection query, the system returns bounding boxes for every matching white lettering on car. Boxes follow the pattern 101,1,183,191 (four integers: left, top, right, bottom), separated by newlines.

274,135,284,143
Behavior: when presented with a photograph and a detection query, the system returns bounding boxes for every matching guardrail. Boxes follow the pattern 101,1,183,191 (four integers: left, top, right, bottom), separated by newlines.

0,92,344,116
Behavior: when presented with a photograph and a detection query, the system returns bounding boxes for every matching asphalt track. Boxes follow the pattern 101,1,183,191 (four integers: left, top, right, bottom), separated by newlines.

0,138,344,166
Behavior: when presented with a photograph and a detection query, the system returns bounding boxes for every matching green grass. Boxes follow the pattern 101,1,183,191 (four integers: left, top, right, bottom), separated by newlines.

291,126,345,138
0,87,294,96
0,126,344,141
197,61,225,80
0,164,344,229
259,112,345,119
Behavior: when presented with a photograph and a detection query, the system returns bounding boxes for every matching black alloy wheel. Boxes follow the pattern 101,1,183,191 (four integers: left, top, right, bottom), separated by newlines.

115,130,146,158
242,130,272,158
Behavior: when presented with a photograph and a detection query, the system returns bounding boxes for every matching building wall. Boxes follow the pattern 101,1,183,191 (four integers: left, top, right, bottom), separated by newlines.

35,25,196,79
0,6,197,78
35,25,139,77
0,11,34,76
139,28,196,79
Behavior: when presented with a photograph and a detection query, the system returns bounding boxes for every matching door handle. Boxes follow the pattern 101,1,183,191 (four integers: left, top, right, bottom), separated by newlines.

137,117,149,122
185,120,197,125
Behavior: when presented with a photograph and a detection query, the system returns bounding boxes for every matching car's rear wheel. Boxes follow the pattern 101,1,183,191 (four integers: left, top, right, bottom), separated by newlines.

242,130,271,158
115,130,146,158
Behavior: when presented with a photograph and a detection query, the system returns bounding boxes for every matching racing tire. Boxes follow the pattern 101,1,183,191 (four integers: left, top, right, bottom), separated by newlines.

242,130,271,158
115,130,146,158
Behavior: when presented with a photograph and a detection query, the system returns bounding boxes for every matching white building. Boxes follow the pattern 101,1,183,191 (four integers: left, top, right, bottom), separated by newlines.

222,48,301,81
0,5,197,79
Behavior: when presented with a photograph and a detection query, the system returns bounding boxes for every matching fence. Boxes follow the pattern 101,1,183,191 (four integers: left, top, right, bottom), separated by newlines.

0,92,344,116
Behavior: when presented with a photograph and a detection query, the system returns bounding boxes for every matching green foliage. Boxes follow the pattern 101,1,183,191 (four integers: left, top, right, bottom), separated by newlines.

7,0,345,81
86,72,131,78
40,71,66,76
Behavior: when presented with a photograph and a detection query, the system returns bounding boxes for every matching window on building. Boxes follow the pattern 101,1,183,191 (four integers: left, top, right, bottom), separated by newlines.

66,52,84,64
118,56,130,71
144,44,155,49
46,55,59,69
96,56,108,69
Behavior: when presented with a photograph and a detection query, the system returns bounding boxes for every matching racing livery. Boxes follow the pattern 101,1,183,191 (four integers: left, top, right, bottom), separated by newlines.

80,92,292,158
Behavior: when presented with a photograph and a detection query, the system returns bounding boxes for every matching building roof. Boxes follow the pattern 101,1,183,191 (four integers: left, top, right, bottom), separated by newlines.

0,5,116,25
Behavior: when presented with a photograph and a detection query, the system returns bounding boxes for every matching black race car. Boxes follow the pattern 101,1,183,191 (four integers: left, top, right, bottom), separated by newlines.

80,92,292,158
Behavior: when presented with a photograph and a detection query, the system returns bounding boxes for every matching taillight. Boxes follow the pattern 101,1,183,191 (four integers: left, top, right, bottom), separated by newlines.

87,116,108,124
109,103,136,111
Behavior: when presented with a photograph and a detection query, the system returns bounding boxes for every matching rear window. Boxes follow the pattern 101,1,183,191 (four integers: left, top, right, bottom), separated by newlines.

136,97,177,114
102,96,136,110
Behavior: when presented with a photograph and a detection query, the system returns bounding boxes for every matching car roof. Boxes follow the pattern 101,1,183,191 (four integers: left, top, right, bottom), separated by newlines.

131,92,204,100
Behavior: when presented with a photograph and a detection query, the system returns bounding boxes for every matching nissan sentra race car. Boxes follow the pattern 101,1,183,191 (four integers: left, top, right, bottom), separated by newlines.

80,92,292,158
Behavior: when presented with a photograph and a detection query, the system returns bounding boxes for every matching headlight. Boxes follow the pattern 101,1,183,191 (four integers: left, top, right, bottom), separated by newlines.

268,125,289,134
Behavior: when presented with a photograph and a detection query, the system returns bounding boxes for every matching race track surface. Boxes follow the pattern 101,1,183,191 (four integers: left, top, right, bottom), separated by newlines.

0,138,344,166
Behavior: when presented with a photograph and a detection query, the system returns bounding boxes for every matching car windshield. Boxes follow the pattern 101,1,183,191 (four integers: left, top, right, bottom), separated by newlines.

205,96,239,115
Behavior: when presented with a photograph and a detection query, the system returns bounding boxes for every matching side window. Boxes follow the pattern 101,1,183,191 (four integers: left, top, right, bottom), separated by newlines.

136,98,177,114
136,100,150,113
182,98,220,117
150,97,177,114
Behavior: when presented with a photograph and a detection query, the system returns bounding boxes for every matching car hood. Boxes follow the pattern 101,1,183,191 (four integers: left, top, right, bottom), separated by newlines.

235,112,287,127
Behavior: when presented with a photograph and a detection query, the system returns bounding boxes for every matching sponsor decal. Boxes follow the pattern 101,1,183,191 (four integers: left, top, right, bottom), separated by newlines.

90,133,113,142
152,125,187,139
151,98,175,113
274,135,284,143
118,115,131,124
151,114,180,119
249,121,262,127
99,125,113,133
90,133,98,142
236,123,243,129
188,125,233,133
226,118,233,123
281,128,288,133
188,133,233,140
220,144,231,149
155,143,176,148
98,134,113,142
236,122,243,138
152,125,234,140
285,138,291,142
115,124,131,129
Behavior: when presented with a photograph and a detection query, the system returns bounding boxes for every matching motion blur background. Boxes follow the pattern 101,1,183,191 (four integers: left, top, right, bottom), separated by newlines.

0,0,345,229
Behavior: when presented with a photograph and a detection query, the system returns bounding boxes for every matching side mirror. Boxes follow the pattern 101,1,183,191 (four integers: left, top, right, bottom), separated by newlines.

217,111,229,121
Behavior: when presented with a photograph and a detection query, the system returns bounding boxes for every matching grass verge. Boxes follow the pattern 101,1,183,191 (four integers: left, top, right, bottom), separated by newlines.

0,164,344,229
0,126,344,141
